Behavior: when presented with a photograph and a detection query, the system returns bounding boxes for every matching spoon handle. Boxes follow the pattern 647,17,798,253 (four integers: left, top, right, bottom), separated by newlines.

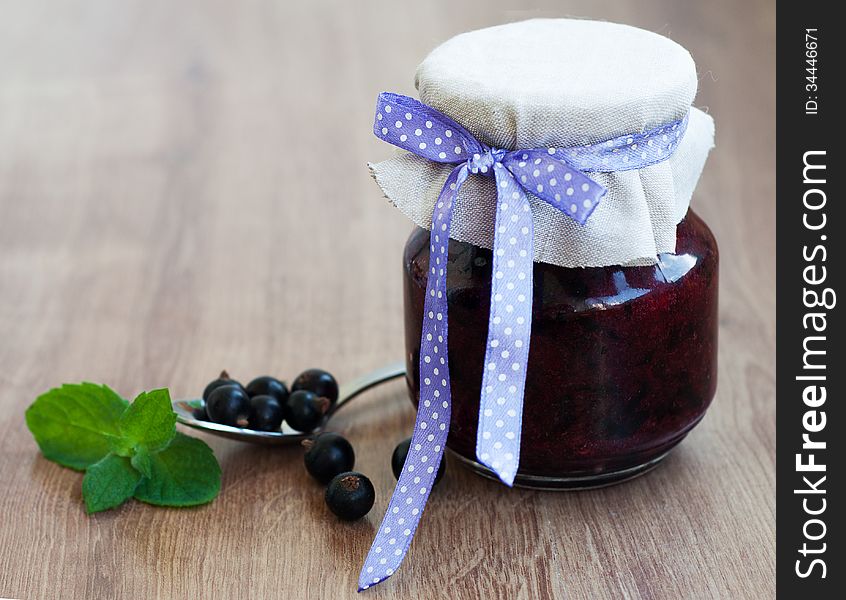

329,360,407,417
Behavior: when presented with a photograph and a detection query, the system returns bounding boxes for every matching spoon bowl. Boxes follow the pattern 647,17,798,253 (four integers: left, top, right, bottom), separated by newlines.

173,361,406,445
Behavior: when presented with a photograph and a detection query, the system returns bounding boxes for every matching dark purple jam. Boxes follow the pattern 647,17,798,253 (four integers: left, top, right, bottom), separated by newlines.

403,210,718,484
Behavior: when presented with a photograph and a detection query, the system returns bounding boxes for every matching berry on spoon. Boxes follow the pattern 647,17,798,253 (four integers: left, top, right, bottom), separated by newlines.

203,370,246,401
291,369,339,406
248,395,285,431
285,390,330,433
206,385,252,428
245,376,289,404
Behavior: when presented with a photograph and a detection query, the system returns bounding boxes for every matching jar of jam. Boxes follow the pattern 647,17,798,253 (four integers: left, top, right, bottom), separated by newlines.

403,209,718,488
369,19,718,489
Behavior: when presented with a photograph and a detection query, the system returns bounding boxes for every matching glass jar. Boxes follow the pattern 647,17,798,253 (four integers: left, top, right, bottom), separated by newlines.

403,209,718,488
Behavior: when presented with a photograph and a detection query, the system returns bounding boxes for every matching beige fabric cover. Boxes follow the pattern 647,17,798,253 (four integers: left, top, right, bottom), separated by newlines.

370,18,715,267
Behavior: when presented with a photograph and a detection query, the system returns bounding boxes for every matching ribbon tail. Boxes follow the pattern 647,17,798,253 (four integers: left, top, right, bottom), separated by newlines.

358,163,468,591
474,165,534,487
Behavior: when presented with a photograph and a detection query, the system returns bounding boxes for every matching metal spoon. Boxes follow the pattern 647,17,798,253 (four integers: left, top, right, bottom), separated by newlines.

172,361,406,445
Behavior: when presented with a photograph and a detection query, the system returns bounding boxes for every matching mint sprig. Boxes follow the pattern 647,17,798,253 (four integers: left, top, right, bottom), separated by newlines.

25,383,128,470
82,453,142,513
26,383,221,514
116,389,177,455
133,433,221,507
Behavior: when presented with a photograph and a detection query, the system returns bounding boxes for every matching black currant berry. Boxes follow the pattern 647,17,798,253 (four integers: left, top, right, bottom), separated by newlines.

291,369,339,405
392,437,445,485
245,376,289,404
206,385,252,427
193,404,209,421
302,433,355,484
285,390,329,432
248,395,285,431
325,472,375,521
203,370,245,401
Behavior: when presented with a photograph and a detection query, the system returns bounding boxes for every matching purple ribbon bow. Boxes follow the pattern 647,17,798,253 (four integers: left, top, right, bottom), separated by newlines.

359,92,688,591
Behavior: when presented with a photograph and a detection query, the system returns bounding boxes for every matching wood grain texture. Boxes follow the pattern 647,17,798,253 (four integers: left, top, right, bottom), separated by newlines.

0,1,775,598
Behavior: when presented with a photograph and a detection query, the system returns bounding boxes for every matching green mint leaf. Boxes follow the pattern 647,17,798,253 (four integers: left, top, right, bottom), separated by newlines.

118,389,177,454
130,447,154,479
25,383,129,471
82,453,142,514
133,433,221,507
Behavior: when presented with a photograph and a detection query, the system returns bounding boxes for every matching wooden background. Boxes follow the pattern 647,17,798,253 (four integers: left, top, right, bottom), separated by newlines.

0,1,775,598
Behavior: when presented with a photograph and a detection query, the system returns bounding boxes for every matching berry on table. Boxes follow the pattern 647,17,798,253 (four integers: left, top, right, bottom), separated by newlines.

392,437,445,484
285,390,330,433
324,472,375,521
291,369,339,406
248,395,285,432
245,376,289,404
203,370,246,401
206,385,252,428
302,433,355,484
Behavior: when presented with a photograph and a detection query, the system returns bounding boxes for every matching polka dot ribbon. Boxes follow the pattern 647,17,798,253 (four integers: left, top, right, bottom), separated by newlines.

359,93,688,591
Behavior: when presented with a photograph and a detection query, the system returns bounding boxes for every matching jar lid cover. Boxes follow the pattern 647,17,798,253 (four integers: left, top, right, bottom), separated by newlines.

371,19,715,268
416,18,697,149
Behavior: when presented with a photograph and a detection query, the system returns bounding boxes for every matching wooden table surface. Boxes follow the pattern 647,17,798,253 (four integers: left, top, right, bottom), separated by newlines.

0,1,775,598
